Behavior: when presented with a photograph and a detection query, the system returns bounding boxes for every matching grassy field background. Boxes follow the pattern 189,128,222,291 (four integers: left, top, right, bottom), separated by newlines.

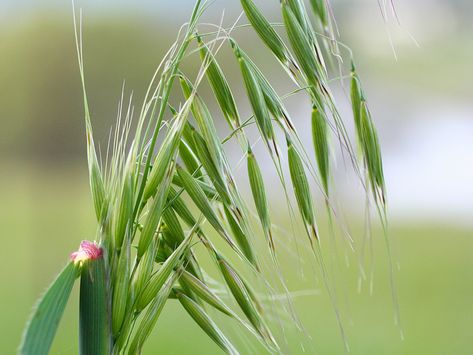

2,165,472,354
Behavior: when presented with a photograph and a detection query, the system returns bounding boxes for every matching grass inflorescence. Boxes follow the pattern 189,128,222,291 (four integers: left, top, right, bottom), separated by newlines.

20,1,391,354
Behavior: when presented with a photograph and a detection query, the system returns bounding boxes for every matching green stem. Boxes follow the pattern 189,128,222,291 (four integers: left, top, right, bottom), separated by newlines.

79,255,112,355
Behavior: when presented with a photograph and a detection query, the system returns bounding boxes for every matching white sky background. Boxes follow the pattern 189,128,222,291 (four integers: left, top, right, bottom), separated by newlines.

383,106,473,225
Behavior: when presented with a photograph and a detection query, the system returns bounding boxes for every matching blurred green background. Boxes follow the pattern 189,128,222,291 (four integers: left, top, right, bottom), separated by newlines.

1,0,472,354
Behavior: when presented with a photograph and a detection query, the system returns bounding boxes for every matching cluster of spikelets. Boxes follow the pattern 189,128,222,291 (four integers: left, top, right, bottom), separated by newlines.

20,0,386,354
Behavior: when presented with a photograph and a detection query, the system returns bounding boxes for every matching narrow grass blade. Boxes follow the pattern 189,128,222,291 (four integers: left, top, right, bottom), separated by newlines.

20,263,79,355
176,291,239,355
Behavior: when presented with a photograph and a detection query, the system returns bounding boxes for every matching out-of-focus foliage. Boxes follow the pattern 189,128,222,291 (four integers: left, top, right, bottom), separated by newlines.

0,16,173,162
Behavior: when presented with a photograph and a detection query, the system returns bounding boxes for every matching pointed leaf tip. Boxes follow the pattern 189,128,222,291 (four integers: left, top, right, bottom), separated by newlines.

20,263,79,355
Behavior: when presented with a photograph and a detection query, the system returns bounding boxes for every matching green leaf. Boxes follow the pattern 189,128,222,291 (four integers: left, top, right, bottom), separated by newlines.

20,262,79,355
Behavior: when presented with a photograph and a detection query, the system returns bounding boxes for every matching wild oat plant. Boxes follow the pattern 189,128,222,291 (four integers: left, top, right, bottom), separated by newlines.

20,0,389,354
